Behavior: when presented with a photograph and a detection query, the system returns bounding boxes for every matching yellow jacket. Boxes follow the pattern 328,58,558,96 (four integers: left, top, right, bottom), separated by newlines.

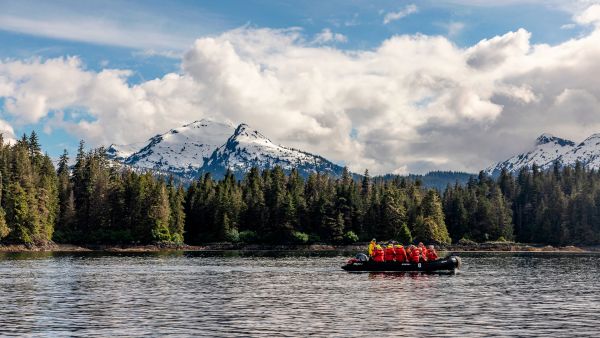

368,241,376,256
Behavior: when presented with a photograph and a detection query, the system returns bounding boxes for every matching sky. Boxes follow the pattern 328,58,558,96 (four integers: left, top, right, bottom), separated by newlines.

2,0,600,174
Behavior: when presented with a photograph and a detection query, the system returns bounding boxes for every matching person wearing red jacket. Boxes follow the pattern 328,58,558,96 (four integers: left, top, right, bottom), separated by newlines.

426,245,439,261
409,245,421,263
394,244,407,262
418,242,428,260
373,244,385,262
384,244,396,262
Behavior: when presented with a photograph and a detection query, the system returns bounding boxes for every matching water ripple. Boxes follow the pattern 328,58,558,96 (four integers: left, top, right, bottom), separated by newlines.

1,252,599,337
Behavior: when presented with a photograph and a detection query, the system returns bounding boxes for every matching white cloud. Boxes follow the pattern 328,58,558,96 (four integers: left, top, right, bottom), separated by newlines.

0,119,15,144
575,4,600,25
4,15,600,174
383,4,418,24
312,29,348,44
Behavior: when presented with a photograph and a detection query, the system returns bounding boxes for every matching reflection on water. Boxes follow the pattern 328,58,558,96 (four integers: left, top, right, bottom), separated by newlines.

1,251,599,337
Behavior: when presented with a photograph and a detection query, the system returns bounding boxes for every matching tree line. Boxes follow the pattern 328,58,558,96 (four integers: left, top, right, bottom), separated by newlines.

0,133,599,246
443,163,600,245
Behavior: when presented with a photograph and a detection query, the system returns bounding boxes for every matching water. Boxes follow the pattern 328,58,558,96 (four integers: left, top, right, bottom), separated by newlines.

1,251,599,337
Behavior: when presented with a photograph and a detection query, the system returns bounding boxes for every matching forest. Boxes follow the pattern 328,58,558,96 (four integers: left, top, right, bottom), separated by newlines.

0,132,599,246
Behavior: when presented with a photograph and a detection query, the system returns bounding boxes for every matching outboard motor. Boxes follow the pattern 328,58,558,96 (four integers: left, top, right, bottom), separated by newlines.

356,253,369,262
445,255,462,270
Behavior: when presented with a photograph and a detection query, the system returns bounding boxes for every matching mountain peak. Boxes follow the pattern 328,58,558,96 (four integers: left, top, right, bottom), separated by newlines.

484,133,577,176
181,118,234,129
108,119,346,180
233,123,271,142
485,132,600,176
535,133,575,147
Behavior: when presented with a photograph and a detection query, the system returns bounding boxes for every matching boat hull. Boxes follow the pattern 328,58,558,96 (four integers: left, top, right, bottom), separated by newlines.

342,255,461,272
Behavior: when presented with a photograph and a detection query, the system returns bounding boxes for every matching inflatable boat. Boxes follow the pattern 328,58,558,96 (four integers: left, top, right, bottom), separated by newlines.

342,254,461,272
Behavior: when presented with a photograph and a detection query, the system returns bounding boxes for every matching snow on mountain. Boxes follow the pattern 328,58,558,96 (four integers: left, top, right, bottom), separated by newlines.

483,132,600,176
484,133,576,176
203,123,345,178
107,119,346,179
106,142,146,161
107,119,235,176
556,133,600,169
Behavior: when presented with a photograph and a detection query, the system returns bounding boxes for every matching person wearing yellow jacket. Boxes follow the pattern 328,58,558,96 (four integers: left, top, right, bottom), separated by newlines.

368,239,376,257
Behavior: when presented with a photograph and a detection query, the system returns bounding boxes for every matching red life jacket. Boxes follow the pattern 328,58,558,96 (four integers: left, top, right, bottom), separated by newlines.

409,249,421,263
426,250,438,261
373,247,385,262
395,247,407,262
384,247,395,262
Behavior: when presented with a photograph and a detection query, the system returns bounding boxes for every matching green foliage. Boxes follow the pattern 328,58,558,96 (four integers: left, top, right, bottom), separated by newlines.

343,230,359,244
225,227,240,242
47,143,186,245
414,190,451,244
458,237,476,245
291,231,309,244
239,230,259,243
4,130,600,247
396,222,412,243
5,182,35,244
0,208,9,239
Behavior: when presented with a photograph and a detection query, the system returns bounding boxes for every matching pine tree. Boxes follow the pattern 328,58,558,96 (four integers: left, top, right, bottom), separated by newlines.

167,180,186,244
380,184,409,241
240,167,267,234
149,183,171,242
416,190,451,243
0,207,9,240
5,182,35,244
55,149,75,241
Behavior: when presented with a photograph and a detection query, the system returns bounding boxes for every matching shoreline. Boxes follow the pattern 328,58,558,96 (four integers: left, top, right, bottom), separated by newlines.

1,242,598,253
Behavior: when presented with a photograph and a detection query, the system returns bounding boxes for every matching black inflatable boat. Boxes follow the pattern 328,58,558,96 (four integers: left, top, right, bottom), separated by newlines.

342,254,461,272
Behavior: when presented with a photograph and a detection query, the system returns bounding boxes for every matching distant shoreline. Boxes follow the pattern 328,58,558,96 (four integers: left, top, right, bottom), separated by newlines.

1,242,598,253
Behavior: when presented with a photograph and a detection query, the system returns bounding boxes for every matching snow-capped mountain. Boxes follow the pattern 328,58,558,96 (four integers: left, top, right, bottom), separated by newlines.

108,119,235,177
203,124,345,178
106,142,146,162
107,119,345,179
556,133,600,169
484,133,600,176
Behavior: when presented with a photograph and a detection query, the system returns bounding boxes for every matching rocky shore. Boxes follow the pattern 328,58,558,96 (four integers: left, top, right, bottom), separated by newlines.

1,241,597,253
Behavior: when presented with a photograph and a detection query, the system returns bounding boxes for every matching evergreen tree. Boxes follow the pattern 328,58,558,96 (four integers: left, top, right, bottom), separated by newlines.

149,183,172,242
5,182,35,244
0,207,9,240
167,181,186,244
416,190,451,244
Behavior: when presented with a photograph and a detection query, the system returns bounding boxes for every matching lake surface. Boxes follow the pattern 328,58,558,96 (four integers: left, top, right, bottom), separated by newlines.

1,251,599,337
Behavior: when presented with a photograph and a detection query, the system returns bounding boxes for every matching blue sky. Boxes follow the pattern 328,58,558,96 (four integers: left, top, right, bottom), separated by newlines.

1,0,600,173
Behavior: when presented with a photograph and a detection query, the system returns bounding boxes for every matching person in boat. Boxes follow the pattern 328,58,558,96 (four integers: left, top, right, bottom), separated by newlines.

394,243,407,263
418,242,428,258
384,243,396,262
417,246,427,262
368,239,376,257
426,245,439,261
373,244,385,262
408,245,421,263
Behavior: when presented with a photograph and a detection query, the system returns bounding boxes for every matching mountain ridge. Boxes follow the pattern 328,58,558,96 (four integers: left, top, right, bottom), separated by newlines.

485,132,600,176
107,119,346,179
